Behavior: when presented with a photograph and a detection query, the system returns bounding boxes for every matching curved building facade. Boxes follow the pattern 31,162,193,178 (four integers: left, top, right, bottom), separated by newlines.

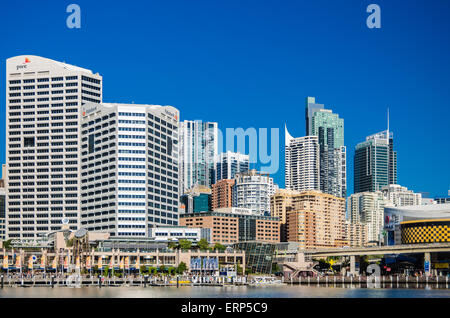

401,219,450,244
384,203,450,245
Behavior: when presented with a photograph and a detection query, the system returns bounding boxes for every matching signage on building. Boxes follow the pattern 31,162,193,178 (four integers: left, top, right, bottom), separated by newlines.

163,108,178,121
424,261,430,272
16,58,31,71
10,239,51,248
190,257,218,270
82,105,98,116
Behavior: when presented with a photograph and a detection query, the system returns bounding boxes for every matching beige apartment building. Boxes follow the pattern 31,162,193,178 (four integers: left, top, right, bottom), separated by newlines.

270,188,301,242
346,221,369,247
281,190,347,249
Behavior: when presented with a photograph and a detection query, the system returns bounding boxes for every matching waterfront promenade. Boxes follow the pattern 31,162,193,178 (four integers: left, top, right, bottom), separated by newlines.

0,273,249,288
2,273,450,289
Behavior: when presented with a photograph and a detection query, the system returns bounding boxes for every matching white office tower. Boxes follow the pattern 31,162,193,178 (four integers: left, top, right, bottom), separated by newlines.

179,120,218,193
6,55,102,239
80,103,180,237
381,184,422,207
215,151,250,181
233,170,278,216
347,191,390,243
285,125,320,192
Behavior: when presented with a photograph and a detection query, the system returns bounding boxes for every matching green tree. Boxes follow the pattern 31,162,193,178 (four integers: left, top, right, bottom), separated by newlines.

213,243,226,252
359,255,369,274
272,263,281,274
168,266,176,275
140,265,147,275
168,241,179,250
2,240,12,249
159,266,167,274
177,262,187,274
66,238,74,247
179,239,192,251
103,266,109,277
197,238,210,251
236,263,244,275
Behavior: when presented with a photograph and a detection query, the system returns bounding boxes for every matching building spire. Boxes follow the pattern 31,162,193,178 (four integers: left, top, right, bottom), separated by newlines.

285,123,294,146
387,107,390,142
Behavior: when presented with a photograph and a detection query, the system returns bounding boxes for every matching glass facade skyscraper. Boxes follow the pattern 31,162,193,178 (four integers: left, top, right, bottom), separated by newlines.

354,130,397,193
306,97,346,198
215,151,249,182
179,120,218,193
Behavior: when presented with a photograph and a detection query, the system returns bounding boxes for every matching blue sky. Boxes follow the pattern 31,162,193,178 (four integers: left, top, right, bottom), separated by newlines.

0,0,449,197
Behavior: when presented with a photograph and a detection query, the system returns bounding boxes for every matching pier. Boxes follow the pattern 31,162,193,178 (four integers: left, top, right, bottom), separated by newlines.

286,275,450,288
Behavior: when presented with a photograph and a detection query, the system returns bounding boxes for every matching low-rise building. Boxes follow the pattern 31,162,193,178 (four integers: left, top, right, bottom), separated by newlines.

149,226,211,243
180,185,212,213
384,203,450,245
180,211,280,245
234,241,276,274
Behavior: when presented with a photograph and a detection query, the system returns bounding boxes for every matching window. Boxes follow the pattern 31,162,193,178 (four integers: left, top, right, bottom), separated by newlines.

89,134,95,153
24,137,35,147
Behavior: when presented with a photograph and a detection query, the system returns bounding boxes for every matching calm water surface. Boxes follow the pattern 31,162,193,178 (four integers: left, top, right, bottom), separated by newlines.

1,285,450,298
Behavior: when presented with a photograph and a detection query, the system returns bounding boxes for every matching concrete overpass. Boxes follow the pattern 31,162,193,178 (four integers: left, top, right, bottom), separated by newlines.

301,243,450,257
298,243,450,276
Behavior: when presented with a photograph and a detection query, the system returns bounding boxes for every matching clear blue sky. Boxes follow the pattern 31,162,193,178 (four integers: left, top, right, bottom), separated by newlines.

1,0,449,197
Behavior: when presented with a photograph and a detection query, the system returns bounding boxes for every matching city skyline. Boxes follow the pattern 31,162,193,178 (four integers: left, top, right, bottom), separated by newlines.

1,1,449,198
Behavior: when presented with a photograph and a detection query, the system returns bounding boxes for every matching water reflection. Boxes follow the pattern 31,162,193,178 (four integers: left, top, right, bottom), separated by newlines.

0,286,449,298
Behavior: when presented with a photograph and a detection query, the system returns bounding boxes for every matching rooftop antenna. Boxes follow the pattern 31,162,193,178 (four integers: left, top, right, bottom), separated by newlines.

387,107,390,142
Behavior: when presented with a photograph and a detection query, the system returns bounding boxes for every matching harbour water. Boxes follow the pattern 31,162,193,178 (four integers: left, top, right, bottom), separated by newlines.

1,285,450,298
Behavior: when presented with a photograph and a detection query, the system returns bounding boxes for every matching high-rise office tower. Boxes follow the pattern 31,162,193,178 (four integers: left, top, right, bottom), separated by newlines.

233,170,278,216
6,55,102,239
305,96,324,136
0,188,5,241
354,129,397,193
285,125,320,192
215,151,249,182
306,96,346,198
80,103,180,237
179,120,218,193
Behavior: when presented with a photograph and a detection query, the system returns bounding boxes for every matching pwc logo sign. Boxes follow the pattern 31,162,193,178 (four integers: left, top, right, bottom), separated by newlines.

16,57,31,70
